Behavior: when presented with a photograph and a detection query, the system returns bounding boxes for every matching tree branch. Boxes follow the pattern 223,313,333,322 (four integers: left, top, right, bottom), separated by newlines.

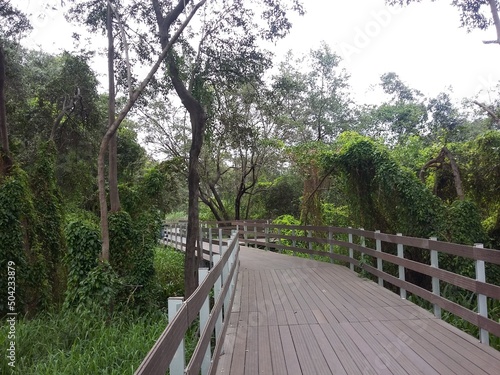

485,0,500,44
472,100,500,126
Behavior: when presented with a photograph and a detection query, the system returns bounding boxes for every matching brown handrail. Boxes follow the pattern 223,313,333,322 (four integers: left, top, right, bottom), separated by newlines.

135,230,240,375
235,220,500,345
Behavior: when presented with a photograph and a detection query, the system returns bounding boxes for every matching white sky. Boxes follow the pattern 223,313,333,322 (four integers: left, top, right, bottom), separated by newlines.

19,0,500,105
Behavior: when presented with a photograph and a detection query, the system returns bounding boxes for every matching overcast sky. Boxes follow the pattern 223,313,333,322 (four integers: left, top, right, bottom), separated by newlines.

20,0,500,105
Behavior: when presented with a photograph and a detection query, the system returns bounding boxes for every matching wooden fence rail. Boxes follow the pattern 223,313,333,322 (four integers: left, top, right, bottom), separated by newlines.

134,230,240,375
234,220,500,347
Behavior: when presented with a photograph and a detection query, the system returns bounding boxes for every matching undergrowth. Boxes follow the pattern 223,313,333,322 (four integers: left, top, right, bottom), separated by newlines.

0,246,188,374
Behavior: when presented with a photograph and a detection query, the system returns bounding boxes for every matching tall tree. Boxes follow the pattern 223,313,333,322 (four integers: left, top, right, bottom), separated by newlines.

0,0,32,176
149,0,303,296
68,0,208,262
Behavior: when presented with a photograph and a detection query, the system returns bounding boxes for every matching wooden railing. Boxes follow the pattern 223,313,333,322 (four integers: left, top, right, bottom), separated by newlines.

135,230,240,375
162,222,238,263
236,221,500,346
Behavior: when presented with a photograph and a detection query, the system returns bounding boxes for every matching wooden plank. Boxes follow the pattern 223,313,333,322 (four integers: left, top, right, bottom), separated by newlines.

279,325,302,375
369,320,441,375
389,319,488,375
244,326,258,375
257,326,273,375
321,323,378,375
300,324,341,375
352,321,422,375
215,244,500,375
289,324,318,375
339,322,393,375
309,324,348,375
268,325,288,375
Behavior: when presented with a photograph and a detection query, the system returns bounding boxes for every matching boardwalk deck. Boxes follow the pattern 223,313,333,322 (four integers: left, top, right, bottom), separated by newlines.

216,246,500,375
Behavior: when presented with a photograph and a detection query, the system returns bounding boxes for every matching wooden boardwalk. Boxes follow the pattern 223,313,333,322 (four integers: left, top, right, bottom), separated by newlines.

216,246,500,375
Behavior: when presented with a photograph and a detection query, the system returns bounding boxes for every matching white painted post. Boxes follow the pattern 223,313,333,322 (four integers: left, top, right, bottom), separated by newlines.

179,224,182,251
175,223,179,249
475,243,489,346
348,229,354,271
360,228,366,266
198,268,211,374
430,236,441,319
208,228,213,266
329,229,334,264
219,227,223,254
265,224,269,251
213,254,223,340
220,241,230,317
308,230,313,259
278,227,282,253
199,225,204,261
397,233,406,299
375,230,383,286
168,297,185,375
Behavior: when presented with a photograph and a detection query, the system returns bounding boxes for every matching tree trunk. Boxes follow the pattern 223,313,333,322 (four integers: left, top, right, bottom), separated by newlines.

419,147,464,200
0,44,12,176
97,0,205,261
168,54,207,297
107,3,120,212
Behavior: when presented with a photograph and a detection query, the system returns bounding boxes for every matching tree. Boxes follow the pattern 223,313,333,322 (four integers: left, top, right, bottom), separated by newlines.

270,44,353,143
146,0,303,296
362,72,428,144
0,0,32,176
68,0,208,264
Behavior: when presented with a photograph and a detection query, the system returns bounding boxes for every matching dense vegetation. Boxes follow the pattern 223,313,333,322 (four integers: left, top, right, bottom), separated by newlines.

1,0,500,373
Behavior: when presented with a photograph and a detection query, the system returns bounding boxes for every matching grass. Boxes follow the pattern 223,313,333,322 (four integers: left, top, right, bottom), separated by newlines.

0,309,168,375
0,246,187,374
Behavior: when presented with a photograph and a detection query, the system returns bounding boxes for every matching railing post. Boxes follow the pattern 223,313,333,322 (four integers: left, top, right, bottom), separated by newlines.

359,228,365,266
219,227,223,253
198,268,211,374
348,228,354,271
430,236,441,319
253,224,257,248
375,230,383,286
208,228,213,266
328,229,333,264
265,224,269,251
292,229,296,255
307,229,313,259
244,223,248,247
230,230,238,303
179,224,183,251
213,254,223,341
199,225,204,261
168,297,185,375
475,243,489,346
277,227,282,252
397,233,406,299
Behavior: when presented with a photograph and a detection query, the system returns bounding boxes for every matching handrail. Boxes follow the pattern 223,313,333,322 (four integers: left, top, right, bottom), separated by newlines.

135,230,240,375
235,220,500,346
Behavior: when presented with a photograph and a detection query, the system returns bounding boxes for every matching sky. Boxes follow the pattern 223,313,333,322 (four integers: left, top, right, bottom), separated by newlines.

19,0,500,105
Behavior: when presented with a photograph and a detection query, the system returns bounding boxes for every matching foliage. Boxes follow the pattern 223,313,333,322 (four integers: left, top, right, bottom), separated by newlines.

0,165,50,316
461,131,500,246
321,132,445,238
108,209,161,309
30,142,67,306
0,308,168,375
63,216,101,310
321,203,351,227
261,174,302,218
154,246,185,299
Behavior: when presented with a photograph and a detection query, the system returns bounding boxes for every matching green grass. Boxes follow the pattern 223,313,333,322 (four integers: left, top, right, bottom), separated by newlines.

0,309,168,375
0,245,187,374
